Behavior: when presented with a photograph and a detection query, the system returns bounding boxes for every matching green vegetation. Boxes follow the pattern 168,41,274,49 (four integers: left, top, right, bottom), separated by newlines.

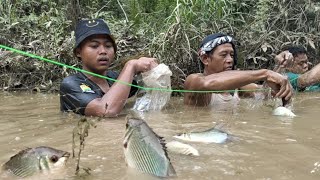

0,0,319,92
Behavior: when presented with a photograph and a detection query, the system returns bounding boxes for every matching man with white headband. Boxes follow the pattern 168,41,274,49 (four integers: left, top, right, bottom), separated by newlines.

184,33,293,107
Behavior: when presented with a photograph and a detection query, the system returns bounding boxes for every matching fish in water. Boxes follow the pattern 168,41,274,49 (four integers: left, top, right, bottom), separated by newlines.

2,146,70,178
272,106,296,117
123,116,176,177
166,141,199,156
173,126,230,144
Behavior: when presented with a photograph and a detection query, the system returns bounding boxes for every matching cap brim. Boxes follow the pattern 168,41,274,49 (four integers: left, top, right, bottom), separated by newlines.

75,30,115,48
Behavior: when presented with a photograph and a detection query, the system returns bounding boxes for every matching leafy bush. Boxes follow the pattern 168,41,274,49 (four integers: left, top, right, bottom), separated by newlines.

0,0,319,92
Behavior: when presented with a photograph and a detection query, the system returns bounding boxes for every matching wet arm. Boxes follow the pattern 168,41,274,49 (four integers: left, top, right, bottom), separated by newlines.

297,63,320,88
184,70,270,106
189,69,270,91
201,69,291,100
85,58,157,117
184,69,292,105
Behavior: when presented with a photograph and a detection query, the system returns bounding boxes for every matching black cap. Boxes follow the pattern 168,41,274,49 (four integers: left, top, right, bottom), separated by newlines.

74,19,117,51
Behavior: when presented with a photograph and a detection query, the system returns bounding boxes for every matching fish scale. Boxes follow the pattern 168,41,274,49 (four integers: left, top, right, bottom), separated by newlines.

128,130,163,175
124,117,176,177
127,132,145,171
131,136,148,172
133,135,150,172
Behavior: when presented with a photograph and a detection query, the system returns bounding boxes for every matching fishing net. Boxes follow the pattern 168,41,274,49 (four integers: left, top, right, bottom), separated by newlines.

133,63,172,111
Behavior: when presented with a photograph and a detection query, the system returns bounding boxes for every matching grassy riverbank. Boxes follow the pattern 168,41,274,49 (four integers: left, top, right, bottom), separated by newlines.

1,0,320,92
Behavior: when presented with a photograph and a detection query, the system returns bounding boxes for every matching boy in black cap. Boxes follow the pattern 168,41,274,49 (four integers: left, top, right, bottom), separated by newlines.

184,33,293,107
60,19,158,117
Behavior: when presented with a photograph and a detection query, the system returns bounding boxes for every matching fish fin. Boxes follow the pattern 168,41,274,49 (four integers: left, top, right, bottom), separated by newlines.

226,134,241,143
123,127,134,148
213,123,235,136
4,162,35,177
146,126,173,166
158,135,166,146
167,163,177,177
147,131,172,164
216,128,240,143
183,123,227,134
126,109,144,120
214,122,226,130
5,148,33,163
139,120,168,156
159,137,172,163
175,132,184,136
204,125,228,134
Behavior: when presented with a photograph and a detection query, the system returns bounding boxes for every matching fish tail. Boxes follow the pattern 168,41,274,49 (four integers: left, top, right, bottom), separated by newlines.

227,134,241,142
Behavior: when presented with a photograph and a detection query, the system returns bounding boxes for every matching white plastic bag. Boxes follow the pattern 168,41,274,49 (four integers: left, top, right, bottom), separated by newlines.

133,63,172,111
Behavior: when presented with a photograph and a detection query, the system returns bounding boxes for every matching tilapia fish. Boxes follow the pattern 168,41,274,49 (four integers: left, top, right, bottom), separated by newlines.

2,146,70,178
123,117,176,177
174,127,230,144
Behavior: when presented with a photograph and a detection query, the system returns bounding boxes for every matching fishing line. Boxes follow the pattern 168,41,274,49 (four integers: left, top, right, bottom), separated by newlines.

0,44,289,93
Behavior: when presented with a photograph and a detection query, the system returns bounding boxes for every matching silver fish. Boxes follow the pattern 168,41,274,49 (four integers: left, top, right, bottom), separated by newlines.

272,106,296,117
166,141,199,156
123,117,176,177
2,146,70,178
174,127,230,144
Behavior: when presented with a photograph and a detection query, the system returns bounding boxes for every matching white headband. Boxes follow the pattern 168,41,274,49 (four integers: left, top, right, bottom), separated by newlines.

199,35,234,55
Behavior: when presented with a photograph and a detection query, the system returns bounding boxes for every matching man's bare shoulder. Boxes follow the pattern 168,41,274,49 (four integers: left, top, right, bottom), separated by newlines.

185,73,204,89
184,73,211,106
186,73,204,81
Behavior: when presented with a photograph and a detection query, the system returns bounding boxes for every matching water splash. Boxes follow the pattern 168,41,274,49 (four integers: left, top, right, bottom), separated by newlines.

310,161,320,173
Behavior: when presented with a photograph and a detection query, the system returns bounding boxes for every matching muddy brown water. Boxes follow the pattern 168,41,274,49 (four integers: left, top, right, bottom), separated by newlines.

0,92,320,180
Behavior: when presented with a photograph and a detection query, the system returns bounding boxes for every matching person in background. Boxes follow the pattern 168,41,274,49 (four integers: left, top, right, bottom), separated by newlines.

274,46,320,92
60,19,158,117
184,33,293,107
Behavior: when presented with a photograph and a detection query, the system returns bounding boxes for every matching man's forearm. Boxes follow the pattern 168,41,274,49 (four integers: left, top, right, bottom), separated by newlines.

101,61,136,116
203,69,269,90
298,63,320,88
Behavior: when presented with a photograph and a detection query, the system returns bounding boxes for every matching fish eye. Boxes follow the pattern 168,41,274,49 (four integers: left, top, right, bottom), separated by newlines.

50,155,59,163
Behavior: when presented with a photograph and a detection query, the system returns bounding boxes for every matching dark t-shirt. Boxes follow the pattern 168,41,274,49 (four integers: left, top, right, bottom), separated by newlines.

60,71,138,115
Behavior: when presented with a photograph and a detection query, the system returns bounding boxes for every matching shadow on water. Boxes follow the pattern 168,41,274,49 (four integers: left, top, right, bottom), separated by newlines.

0,92,320,179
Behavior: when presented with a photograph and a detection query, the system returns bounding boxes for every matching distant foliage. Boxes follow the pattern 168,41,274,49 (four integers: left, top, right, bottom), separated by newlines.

0,0,319,91
240,0,320,70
